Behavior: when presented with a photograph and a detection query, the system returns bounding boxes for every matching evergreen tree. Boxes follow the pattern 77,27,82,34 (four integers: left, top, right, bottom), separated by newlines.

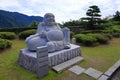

113,11,120,21
82,5,102,29
28,21,39,28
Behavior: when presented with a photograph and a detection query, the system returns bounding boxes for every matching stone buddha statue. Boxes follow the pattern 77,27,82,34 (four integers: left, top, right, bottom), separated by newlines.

25,13,70,52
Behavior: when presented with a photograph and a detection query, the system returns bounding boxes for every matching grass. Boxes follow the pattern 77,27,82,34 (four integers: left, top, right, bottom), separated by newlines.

0,39,66,80
0,38,120,80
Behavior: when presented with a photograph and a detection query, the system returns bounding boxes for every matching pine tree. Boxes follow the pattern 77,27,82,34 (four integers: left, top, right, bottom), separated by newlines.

82,5,102,29
113,11,120,21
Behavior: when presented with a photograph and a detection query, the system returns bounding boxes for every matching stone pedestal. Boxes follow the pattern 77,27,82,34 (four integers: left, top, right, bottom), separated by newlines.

18,44,81,75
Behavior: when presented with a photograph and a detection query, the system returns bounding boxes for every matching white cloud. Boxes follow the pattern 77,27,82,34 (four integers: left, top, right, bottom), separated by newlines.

0,0,120,23
0,0,20,8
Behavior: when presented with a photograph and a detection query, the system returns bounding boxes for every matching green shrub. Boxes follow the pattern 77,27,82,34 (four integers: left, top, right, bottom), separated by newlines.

74,34,98,46
103,34,113,40
0,27,37,34
74,33,110,46
112,33,120,38
70,31,75,38
0,38,12,49
87,34,109,44
0,32,16,40
74,34,86,42
18,29,36,39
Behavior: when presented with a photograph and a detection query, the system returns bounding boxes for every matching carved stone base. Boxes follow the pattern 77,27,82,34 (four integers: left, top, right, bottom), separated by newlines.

18,44,81,73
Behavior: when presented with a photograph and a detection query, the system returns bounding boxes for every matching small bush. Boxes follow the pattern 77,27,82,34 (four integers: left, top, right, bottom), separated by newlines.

70,31,75,38
103,34,113,40
18,29,36,39
0,27,37,34
74,33,110,46
74,34,98,46
87,34,109,44
112,33,120,38
0,38,12,49
0,32,16,40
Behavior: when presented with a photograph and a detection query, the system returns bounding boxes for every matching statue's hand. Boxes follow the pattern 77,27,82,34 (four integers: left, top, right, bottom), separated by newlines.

40,31,47,38
64,44,71,49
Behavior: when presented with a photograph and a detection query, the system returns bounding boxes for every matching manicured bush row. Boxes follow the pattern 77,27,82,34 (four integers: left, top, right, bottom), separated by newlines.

80,30,113,34
87,34,109,44
112,33,120,38
74,34,98,46
74,33,110,46
0,27,37,34
70,31,75,38
0,32,16,40
0,38,12,49
18,29,36,39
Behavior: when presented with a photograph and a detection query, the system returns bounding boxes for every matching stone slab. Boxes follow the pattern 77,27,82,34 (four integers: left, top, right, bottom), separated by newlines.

98,75,109,80
68,65,85,75
104,59,120,77
52,56,84,73
84,67,103,79
36,65,48,78
37,46,48,58
37,61,48,67
37,56,48,62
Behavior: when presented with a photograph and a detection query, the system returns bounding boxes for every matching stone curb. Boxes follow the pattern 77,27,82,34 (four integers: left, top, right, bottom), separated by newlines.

98,59,120,80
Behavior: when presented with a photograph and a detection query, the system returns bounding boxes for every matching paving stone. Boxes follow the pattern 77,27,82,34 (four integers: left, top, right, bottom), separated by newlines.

52,56,84,73
104,59,120,77
68,65,85,75
84,67,103,79
98,75,109,80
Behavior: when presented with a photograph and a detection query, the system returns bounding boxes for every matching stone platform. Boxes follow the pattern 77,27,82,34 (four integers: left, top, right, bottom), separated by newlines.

18,44,81,73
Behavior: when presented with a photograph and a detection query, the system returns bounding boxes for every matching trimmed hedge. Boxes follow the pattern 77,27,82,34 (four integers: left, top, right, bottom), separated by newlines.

70,31,75,38
0,27,37,34
87,34,109,44
0,38,12,49
18,29,36,39
74,34,98,46
112,33,120,38
0,32,16,40
74,33,110,46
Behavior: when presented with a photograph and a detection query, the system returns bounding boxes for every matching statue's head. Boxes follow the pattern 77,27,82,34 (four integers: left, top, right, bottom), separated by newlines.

43,13,56,25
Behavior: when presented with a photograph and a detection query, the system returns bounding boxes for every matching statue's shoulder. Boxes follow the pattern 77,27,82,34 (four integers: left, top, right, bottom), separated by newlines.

38,22,46,27
40,22,46,26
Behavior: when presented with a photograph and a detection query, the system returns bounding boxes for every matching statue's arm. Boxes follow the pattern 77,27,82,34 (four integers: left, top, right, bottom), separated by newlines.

62,27,71,48
25,23,42,42
37,22,47,38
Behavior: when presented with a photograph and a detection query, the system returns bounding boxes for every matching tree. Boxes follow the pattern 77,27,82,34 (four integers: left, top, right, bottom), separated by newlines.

28,21,39,28
82,5,102,29
113,11,120,22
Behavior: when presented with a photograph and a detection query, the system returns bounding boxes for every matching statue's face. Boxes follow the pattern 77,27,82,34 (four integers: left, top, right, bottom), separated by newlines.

44,13,55,23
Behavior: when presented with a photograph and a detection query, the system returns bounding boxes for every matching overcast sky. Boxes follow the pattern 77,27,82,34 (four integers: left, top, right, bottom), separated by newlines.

0,0,120,23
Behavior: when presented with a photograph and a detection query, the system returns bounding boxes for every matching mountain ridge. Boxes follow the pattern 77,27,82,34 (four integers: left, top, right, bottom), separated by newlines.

0,10,43,28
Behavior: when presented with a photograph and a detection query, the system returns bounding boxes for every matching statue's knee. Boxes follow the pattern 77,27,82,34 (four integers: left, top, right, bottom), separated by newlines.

46,42,55,52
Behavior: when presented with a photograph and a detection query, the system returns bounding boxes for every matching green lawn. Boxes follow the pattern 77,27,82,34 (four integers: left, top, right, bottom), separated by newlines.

0,38,120,80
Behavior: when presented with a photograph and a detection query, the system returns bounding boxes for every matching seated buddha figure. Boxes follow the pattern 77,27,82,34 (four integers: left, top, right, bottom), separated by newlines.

25,13,70,52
